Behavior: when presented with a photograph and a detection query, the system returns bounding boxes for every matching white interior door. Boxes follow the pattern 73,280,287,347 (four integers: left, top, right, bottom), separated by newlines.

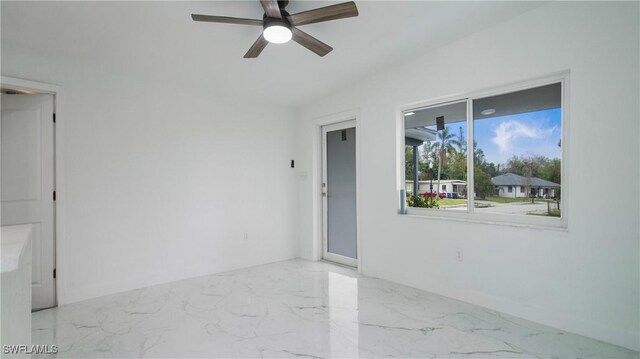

1,94,56,310
322,120,357,267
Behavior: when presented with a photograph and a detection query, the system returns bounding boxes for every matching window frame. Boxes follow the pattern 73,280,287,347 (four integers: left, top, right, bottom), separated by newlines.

399,72,569,229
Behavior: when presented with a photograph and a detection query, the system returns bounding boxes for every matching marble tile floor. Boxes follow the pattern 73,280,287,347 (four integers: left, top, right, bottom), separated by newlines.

32,259,638,358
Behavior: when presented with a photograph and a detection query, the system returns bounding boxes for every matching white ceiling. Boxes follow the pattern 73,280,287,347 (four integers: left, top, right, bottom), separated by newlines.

1,1,545,107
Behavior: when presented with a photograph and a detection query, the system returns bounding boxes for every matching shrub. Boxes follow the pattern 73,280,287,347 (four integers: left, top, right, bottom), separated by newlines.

407,195,439,208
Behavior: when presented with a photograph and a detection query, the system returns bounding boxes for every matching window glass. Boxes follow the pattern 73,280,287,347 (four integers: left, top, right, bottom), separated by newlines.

404,101,467,210
472,83,562,218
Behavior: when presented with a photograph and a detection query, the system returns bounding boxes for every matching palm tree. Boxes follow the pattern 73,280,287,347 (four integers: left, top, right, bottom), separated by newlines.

429,127,461,196
456,126,467,154
429,127,462,167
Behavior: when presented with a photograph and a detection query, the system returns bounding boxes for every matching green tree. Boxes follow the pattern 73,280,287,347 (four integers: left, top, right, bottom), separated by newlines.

539,158,561,184
405,146,416,181
505,155,548,178
447,152,467,181
419,141,435,180
418,161,433,180
474,168,495,199
451,127,499,180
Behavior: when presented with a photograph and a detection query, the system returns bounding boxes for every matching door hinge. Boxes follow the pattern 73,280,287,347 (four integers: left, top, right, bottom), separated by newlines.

53,113,56,123
53,191,56,201
53,269,56,279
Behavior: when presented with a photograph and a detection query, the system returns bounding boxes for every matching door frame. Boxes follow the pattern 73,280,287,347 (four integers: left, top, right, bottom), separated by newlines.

313,110,361,271
1,76,67,306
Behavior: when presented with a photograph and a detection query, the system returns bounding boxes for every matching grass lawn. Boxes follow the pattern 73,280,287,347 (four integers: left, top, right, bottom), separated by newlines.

477,196,540,204
528,209,561,217
437,199,468,206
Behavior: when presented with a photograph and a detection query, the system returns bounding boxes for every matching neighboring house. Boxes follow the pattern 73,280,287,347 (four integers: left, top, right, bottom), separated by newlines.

491,173,560,198
406,180,467,198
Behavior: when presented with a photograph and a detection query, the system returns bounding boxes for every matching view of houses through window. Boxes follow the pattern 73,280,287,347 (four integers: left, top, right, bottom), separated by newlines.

404,82,563,219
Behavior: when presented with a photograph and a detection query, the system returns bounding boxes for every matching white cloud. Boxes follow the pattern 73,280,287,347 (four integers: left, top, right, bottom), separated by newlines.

492,120,555,153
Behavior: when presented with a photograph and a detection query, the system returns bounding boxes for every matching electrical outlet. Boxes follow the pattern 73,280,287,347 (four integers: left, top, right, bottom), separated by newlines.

455,248,463,262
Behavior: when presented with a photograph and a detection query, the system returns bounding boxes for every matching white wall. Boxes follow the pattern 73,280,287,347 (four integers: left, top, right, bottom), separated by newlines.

2,45,299,304
297,2,639,351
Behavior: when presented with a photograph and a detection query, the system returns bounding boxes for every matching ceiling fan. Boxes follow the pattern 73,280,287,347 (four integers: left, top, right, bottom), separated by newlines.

191,0,358,58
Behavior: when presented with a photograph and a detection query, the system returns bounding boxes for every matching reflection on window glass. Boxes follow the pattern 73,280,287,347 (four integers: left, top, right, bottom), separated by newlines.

472,83,562,218
404,101,468,210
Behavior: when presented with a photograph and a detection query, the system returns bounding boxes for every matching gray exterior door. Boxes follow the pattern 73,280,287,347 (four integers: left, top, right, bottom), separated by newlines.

323,124,357,266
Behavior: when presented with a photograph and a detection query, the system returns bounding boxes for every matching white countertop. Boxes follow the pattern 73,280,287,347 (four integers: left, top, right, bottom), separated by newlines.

1,225,32,273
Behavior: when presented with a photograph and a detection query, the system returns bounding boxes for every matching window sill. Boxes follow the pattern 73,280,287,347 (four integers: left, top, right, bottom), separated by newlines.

402,207,568,232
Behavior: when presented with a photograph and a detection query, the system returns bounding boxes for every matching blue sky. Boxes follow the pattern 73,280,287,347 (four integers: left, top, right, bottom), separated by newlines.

433,108,561,166
476,108,561,164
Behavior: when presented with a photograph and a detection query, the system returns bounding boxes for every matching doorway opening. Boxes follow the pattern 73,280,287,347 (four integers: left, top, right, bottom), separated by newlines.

1,79,59,310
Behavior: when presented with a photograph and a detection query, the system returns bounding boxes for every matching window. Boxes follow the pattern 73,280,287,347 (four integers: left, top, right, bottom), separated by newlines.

473,82,562,218
402,77,565,226
404,101,467,210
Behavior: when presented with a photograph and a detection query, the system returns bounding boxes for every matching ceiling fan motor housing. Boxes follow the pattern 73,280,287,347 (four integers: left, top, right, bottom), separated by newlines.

277,0,290,9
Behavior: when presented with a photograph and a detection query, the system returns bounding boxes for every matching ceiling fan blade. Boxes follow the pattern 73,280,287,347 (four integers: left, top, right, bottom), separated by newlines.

244,34,269,58
288,1,358,26
191,14,263,26
291,27,333,57
260,0,282,18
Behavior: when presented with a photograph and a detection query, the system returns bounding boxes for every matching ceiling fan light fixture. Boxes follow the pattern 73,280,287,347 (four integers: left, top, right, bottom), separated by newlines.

263,19,292,44
191,0,359,57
